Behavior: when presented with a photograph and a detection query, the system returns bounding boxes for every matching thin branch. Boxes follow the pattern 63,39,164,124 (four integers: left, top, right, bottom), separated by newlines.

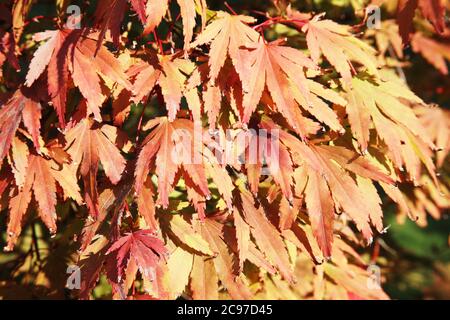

224,2,238,15
31,223,41,263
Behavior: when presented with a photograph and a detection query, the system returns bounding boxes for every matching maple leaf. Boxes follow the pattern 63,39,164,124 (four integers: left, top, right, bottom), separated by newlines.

129,0,148,24
394,174,449,225
343,74,437,183
95,0,147,47
302,15,379,83
291,78,347,133
411,32,450,75
25,151,56,234
239,39,320,137
65,118,127,217
135,117,202,209
129,59,161,103
200,60,249,129
144,0,169,35
285,235,389,299
78,235,110,299
79,162,136,253
254,233,390,299
135,117,233,216
261,118,394,242
176,0,197,52
5,148,81,251
311,144,396,237
106,229,168,286
303,165,334,258
131,54,196,121
8,137,29,188
159,213,213,255
397,0,420,44
235,185,295,284
242,127,295,201
0,31,20,77
11,0,33,43
367,20,404,59
189,255,219,300
222,213,278,275
166,246,194,298
24,30,71,126
25,29,131,123
415,105,450,168
307,149,374,240
199,218,252,299
136,177,158,231
0,89,42,162
191,11,259,81
324,263,389,300
231,204,250,272
158,56,196,120
143,0,206,51
397,0,446,43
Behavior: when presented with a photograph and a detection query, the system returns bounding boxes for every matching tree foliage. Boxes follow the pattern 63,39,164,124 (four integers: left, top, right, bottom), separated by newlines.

0,0,448,299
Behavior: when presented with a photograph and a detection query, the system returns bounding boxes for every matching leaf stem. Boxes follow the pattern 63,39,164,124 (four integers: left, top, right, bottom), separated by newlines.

224,2,238,15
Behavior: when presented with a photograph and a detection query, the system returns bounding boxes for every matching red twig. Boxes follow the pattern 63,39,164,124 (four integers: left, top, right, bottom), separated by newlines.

371,240,380,263
135,87,157,143
224,2,238,15
253,17,308,31
153,30,163,54
135,104,147,144
22,15,57,28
